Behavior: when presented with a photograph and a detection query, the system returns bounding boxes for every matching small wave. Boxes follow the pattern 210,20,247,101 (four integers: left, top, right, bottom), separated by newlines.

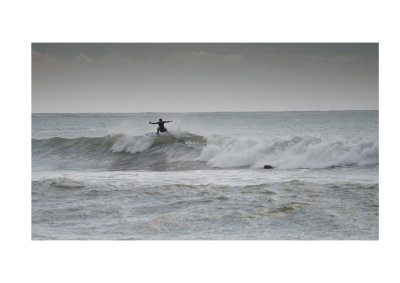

269,202,306,215
32,177,85,190
329,183,379,190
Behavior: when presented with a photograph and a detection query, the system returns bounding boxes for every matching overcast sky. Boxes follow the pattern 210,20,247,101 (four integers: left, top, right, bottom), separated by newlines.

32,43,378,113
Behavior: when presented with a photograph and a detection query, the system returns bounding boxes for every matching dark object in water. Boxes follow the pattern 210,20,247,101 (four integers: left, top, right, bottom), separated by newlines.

264,165,274,169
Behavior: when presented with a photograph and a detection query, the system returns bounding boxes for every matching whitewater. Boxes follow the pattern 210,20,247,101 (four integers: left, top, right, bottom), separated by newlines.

32,111,378,239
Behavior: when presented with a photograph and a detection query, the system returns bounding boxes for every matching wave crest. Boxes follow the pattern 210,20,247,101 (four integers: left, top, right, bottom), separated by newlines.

32,133,378,170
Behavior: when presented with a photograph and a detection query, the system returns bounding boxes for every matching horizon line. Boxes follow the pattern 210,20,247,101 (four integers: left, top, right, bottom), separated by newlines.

32,109,378,114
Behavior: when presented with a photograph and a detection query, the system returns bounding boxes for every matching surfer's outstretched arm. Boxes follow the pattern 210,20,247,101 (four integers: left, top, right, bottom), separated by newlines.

164,121,173,123
149,122,157,124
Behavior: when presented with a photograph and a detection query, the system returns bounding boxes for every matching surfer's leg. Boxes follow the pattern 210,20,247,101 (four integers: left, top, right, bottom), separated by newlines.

157,127,160,134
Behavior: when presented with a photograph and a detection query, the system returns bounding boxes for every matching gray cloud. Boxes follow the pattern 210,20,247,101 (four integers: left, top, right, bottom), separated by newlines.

32,43,378,112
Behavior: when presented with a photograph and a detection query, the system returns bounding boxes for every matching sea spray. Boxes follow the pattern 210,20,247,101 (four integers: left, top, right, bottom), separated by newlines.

199,135,378,169
111,135,153,154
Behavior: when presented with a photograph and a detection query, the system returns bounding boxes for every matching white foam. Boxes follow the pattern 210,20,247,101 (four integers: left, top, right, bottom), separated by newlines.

111,135,153,154
198,135,379,169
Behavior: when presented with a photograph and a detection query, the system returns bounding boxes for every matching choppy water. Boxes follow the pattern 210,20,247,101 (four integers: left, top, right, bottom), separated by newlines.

32,111,378,239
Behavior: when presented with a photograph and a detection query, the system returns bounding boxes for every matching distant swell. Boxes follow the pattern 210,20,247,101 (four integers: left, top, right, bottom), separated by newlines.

32,133,378,170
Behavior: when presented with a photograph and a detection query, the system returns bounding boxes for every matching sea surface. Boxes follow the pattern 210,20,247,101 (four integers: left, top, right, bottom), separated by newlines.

32,111,378,239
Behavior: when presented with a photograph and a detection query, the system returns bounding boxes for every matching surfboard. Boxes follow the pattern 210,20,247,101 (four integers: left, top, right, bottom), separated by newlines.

145,132,169,137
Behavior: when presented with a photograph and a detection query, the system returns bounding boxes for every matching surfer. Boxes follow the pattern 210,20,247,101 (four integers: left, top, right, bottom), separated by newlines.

149,118,173,135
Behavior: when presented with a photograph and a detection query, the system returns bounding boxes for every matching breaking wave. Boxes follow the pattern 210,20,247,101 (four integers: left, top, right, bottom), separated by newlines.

32,133,378,170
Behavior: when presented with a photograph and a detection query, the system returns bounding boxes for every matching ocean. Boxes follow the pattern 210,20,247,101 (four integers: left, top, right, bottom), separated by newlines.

32,111,378,240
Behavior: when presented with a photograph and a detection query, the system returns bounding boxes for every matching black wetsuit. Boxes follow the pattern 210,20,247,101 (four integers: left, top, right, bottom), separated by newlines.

157,122,167,132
